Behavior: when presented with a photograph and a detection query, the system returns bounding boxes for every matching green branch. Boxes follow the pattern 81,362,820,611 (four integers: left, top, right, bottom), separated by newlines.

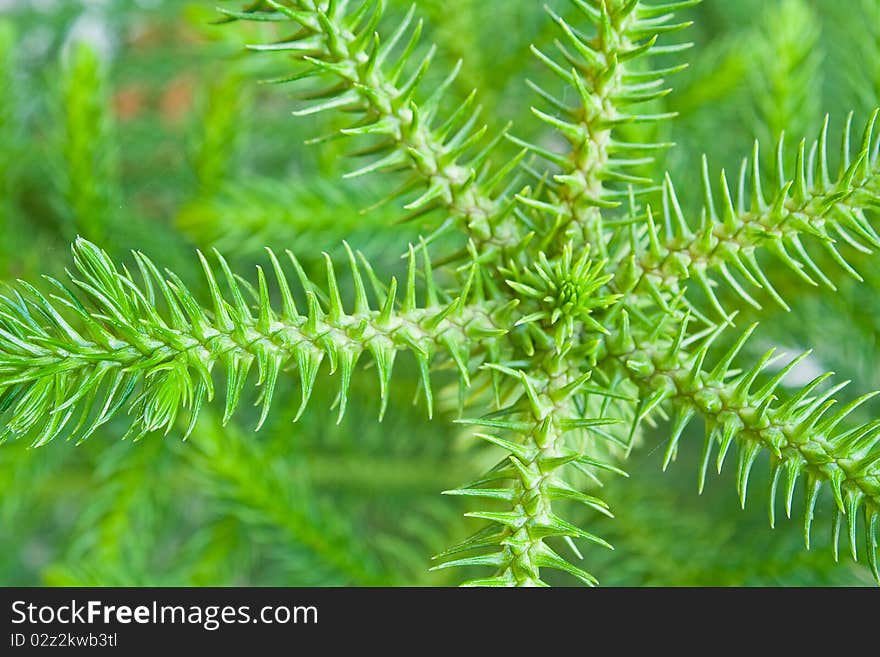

434,359,624,586
618,111,880,317
603,311,880,579
221,0,526,259
515,0,696,253
0,239,507,446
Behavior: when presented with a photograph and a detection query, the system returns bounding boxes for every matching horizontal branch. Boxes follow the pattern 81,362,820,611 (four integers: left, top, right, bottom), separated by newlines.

0,239,511,446
618,111,880,317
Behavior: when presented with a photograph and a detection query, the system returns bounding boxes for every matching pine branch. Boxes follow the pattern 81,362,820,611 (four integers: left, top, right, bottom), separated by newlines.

618,111,880,317
515,0,697,252
433,359,625,586
603,310,880,579
0,239,507,446
220,0,526,259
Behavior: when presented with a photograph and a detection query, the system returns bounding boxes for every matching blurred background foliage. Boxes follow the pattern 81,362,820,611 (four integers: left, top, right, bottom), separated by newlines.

0,0,877,586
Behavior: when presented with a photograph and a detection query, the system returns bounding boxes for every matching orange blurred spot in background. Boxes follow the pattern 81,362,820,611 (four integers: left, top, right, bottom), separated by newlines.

160,74,195,125
113,85,146,121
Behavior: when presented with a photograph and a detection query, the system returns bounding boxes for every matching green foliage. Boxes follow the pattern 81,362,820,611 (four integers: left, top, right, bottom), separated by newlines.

57,43,118,244
191,71,249,191
176,177,405,259
856,0,880,113
0,21,17,268
0,237,504,443
1,0,879,587
751,0,822,144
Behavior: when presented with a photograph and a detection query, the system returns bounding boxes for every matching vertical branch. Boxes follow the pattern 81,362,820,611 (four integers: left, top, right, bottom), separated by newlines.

518,0,696,254
436,358,626,586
